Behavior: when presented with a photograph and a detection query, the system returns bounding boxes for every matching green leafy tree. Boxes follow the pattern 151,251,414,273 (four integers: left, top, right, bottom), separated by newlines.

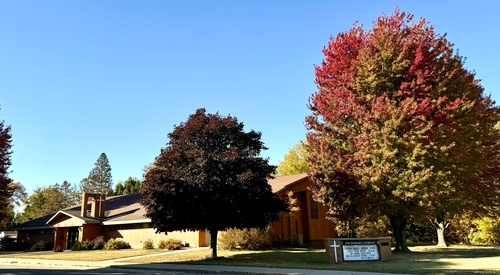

80,153,113,195
59,180,80,206
0,114,13,225
114,177,141,195
17,182,79,223
141,108,286,259
114,182,124,195
306,9,500,251
276,140,310,176
0,182,27,227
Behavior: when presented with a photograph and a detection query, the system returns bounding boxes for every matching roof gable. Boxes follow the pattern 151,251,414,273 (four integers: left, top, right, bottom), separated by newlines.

18,194,149,230
268,173,309,194
46,210,102,226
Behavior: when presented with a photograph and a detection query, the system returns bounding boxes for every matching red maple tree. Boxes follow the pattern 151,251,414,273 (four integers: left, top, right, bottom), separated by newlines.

306,9,500,251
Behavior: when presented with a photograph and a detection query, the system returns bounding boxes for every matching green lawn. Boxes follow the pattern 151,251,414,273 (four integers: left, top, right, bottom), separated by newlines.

2,245,500,274
124,245,500,274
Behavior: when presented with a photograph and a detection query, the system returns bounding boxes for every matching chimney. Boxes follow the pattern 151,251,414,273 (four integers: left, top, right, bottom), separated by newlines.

81,192,106,218
81,193,90,217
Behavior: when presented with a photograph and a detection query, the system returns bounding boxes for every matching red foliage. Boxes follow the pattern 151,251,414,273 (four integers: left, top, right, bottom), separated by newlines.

306,8,500,249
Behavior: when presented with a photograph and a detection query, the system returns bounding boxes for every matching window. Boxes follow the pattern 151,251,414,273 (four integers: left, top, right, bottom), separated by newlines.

310,195,319,219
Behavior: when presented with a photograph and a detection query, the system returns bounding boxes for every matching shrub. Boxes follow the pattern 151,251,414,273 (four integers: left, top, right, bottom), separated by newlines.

0,236,16,251
30,241,49,252
158,239,183,250
81,239,93,250
71,239,94,251
93,235,105,250
219,227,276,250
469,217,500,245
219,229,244,250
71,241,82,251
103,238,131,250
143,239,154,250
445,216,475,244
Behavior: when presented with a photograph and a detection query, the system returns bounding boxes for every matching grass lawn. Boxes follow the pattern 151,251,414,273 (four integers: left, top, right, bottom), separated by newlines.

2,245,499,274
123,245,500,274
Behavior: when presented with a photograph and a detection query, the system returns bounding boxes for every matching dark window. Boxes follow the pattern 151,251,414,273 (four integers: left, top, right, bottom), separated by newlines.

310,195,319,219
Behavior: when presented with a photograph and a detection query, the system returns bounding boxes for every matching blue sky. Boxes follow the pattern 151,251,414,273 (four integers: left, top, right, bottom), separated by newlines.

1,1,499,195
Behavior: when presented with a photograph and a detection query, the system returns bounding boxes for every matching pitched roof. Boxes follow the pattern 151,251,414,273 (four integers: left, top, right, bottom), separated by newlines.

102,194,149,225
17,213,55,230
19,176,311,231
17,194,150,231
49,193,148,225
268,173,309,193
46,209,101,225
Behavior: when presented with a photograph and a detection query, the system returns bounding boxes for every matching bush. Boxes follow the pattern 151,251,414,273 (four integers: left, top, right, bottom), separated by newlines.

158,239,183,250
219,227,276,250
469,217,500,245
93,235,105,250
30,241,49,252
103,238,131,250
0,236,17,251
71,239,94,251
81,239,93,250
71,241,82,251
445,216,475,244
143,239,154,250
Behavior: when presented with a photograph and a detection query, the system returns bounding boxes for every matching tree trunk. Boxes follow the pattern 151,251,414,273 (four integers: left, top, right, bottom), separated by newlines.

435,221,449,247
389,214,411,252
209,229,219,259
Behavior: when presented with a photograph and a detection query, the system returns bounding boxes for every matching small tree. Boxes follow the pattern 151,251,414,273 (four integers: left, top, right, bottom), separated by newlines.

141,108,286,259
80,153,113,195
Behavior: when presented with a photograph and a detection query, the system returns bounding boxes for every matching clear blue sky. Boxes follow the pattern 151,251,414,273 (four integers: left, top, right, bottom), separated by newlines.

1,1,499,195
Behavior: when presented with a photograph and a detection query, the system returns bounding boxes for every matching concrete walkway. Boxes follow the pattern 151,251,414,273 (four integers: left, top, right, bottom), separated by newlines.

0,248,412,275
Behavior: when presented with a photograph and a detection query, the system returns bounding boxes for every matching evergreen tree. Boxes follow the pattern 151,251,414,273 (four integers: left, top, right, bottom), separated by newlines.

0,114,13,225
80,153,113,195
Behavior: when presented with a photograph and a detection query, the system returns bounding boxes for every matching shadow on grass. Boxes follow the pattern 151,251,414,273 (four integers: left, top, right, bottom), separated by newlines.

406,245,500,259
154,246,500,275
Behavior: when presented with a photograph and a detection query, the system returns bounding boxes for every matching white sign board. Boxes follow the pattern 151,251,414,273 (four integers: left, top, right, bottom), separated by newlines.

342,240,380,261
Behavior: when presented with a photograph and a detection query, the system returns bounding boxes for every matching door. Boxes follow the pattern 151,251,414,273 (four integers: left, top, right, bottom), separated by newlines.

67,227,79,250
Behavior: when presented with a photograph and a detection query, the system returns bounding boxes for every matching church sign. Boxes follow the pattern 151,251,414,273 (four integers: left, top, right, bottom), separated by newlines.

324,237,392,264
341,240,380,261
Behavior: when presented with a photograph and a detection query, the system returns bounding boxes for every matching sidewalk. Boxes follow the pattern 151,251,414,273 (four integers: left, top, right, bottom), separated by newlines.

109,262,412,275
0,248,412,275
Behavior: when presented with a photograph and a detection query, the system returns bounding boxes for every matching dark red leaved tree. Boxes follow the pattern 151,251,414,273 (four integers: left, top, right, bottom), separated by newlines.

141,108,286,258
